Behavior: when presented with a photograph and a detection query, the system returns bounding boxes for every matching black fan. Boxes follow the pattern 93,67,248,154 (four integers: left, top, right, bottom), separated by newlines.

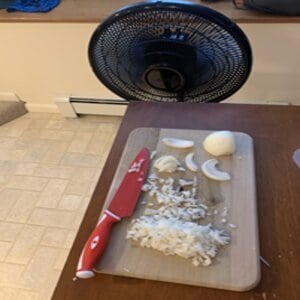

89,0,252,103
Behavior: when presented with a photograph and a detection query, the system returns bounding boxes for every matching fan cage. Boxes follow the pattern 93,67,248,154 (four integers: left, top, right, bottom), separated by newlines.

88,1,252,103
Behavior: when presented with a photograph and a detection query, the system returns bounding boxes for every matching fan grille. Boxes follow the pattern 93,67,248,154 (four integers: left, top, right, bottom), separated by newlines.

89,3,252,102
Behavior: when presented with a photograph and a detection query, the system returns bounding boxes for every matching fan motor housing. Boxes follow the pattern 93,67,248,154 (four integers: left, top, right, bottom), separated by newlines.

144,65,185,92
139,38,197,92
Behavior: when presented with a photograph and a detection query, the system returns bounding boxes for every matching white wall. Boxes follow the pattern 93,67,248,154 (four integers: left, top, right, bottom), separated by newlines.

0,23,300,113
0,23,119,112
228,23,300,105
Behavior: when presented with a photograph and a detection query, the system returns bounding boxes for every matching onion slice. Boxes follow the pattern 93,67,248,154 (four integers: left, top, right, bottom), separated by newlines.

162,138,194,149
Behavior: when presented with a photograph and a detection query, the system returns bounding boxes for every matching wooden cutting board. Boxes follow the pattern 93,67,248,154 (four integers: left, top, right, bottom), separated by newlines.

95,127,260,291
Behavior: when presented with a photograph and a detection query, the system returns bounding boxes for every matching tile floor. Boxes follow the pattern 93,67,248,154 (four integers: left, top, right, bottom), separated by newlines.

0,112,121,299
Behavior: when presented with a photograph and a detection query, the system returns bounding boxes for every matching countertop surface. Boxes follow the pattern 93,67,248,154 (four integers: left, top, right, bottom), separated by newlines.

1,0,300,23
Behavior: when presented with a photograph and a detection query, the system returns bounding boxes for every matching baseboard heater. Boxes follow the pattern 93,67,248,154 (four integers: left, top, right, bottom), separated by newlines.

55,96,129,117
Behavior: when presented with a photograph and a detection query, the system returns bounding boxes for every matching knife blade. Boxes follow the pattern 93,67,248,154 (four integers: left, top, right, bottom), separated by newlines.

76,147,149,279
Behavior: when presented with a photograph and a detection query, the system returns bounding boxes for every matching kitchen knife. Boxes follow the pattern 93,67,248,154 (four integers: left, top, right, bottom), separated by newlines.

76,147,149,279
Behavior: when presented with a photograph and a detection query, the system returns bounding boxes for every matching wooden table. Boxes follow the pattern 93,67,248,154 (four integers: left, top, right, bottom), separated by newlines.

1,0,300,23
52,102,300,300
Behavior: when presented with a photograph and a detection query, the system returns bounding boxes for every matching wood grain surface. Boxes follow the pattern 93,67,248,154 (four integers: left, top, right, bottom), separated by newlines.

94,127,260,291
1,0,300,23
52,102,300,300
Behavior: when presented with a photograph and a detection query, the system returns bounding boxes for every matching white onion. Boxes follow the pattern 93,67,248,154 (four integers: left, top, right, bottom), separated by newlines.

203,131,236,156
131,174,231,266
127,216,230,266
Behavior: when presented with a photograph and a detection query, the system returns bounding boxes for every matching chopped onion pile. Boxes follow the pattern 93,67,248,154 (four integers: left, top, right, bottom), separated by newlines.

144,205,206,222
127,172,231,266
127,216,230,266
141,176,206,222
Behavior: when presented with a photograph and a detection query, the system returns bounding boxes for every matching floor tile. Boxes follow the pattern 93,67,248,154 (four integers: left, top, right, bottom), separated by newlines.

23,145,51,163
0,241,12,261
36,179,68,208
0,262,25,286
0,189,22,221
22,112,53,119
7,191,39,223
78,196,93,215
0,286,19,300
6,225,45,264
40,129,75,142
60,153,101,167
96,122,119,133
0,119,31,138
28,208,74,228
40,227,69,248
0,161,18,176
15,163,38,176
42,141,69,164
70,212,86,230
0,137,17,148
27,119,49,129
0,148,27,161
53,248,69,270
17,290,39,300
0,222,23,242
67,132,93,153
64,179,91,196
85,134,113,155
6,176,49,191
45,119,65,130
21,128,42,139
57,195,82,211
0,112,120,299
18,246,59,290
0,174,13,190
34,164,75,179
63,230,77,249
71,167,97,181
37,269,61,300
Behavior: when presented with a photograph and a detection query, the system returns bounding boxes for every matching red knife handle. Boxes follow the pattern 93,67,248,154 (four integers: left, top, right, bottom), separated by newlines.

76,210,121,279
